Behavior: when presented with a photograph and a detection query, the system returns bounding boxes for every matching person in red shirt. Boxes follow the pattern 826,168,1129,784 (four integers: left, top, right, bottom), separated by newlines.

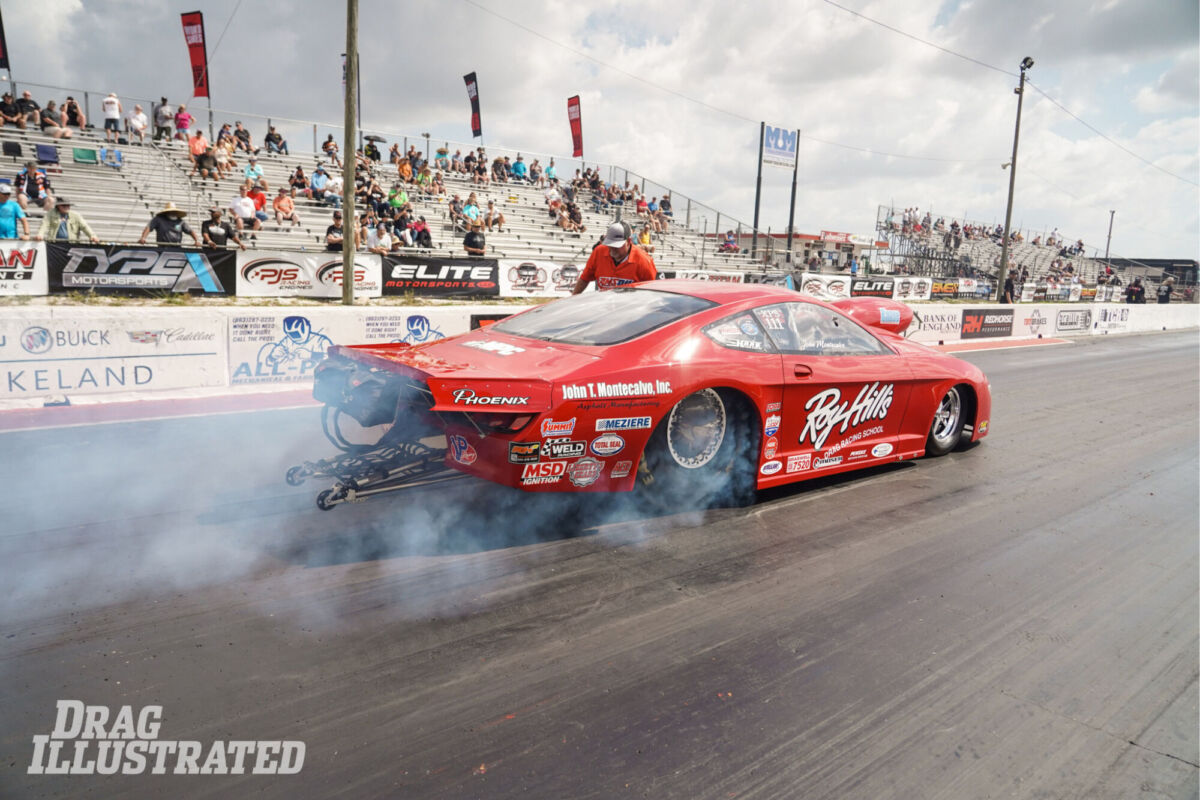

573,221,657,293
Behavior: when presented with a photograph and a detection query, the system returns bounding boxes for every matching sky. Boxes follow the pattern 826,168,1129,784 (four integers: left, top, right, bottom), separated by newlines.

3,0,1197,260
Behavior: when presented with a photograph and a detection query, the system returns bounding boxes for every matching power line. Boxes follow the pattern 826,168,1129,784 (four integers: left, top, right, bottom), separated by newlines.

460,0,1001,164
820,0,1199,188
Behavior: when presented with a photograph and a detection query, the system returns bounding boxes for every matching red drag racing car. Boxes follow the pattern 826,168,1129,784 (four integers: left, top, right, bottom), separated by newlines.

294,281,990,509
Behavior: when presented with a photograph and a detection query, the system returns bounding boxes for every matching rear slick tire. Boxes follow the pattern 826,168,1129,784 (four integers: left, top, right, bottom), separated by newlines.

643,388,757,510
925,385,965,457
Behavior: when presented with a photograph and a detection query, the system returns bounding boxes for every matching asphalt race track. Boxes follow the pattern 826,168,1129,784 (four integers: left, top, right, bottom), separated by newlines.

1,331,1197,799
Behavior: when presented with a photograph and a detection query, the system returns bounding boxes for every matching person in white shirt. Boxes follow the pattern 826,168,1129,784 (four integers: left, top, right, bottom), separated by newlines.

229,186,260,235
101,92,122,143
366,221,393,255
128,105,148,143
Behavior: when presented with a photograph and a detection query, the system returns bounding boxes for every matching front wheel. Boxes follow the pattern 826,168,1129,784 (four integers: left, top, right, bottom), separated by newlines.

925,386,965,456
642,388,757,509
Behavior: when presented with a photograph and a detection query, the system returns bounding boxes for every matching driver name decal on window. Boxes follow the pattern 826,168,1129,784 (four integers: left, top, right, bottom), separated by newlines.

798,382,894,449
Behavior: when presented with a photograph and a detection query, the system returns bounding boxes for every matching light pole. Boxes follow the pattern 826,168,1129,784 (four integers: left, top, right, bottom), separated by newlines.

422,132,431,165
998,56,1033,302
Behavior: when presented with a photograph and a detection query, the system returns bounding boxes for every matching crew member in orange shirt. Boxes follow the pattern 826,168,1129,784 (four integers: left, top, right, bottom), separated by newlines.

573,221,656,293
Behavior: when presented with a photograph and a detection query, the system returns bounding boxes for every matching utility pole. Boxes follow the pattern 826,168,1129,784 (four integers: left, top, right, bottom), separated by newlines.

341,0,358,305
998,56,1034,302
751,122,764,259
785,129,800,266
1103,209,1115,266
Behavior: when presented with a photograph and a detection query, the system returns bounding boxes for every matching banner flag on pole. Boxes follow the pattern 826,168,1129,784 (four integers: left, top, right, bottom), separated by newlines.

180,11,210,98
0,10,11,70
464,73,482,138
567,95,583,158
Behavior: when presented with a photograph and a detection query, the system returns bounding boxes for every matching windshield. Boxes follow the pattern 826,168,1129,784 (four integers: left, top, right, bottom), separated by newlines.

492,288,716,346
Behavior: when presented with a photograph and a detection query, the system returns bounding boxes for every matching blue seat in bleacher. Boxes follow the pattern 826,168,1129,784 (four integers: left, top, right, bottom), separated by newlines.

99,148,124,169
36,143,60,166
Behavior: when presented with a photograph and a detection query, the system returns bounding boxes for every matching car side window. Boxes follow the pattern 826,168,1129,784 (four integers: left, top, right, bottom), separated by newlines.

753,302,889,356
703,312,777,353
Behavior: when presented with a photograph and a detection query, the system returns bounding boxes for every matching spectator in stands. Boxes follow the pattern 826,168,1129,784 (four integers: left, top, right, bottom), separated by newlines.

100,92,122,142
0,92,25,129
1156,277,1174,304
430,170,447,196
188,129,209,165
719,231,739,253
0,184,30,240
326,169,344,208
463,220,487,256
435,147,450,171
38,197,99,243
153,97,173,141
201,207,246,250
591,187,609,214
242,156,268,192
17,91,40,126
326,210,355,251
573,221,657,293
471,158,489,186
364,140,381,163
229,186,261,238
530,158,544,187
289,166,311,198
637,223,654,254
463,192,483,226
138,202,199,246
310,165,331,203
565,202,586,234
392,208,413,247
264,126,289,156
365,219,393,255
545,159,557,183
14,162,52,211
484,200,506,232
232,121,259,155
128,105,148,143
397,155,414,185
190,146,220,183
62,97,86,130
247,183,270,227
214,137,237,179
39,101,73,139
451,149,465,174
388,182,410,212
511,155,529,183
544,182,562,218
415,164,434,196
659,195,673,218
1125,277,1146,304
448,194,466,230
273,187,301,229
410,216,433,249
635,194,649,219
174,104,193,140
322,134,342,168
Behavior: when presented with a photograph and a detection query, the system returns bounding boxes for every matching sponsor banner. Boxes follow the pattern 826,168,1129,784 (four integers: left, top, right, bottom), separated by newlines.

1054,307,1092,333
763,125,798,169
180,11,210,98
930,278,959,300
961,308,1014,339
1092,306,1130,334
666,269,745,283
567,95,583,158
0,242,48,296
1015,307,1050,337
236,251,381,298
797,273,850,301
820,231,851,244
0,310,225,400
47,243,237,296
902,307,962,343
229,312,347,386
498,259,580,298
464,72,482,138
851,277,894,299
892,276,932,301
383,255,499,298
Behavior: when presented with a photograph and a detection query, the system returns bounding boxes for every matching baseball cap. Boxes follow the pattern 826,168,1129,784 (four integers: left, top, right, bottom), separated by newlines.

601,221,631,247
0,184,11,194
